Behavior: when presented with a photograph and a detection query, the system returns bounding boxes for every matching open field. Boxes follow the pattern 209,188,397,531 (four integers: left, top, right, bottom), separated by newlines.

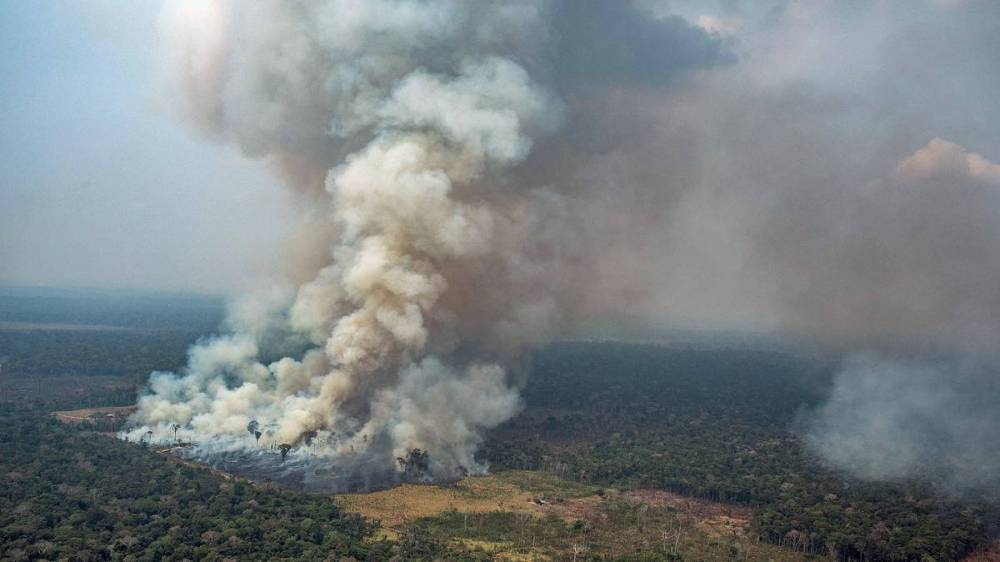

338,471,596,530
51,405,137,423
338,470,814,561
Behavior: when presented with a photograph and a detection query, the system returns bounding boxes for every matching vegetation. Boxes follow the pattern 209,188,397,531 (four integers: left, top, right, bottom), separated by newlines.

0,288,221,381
479,342,997,561
340,469,811,561
0,329,205,380
4,290,997,561
0,404,394,561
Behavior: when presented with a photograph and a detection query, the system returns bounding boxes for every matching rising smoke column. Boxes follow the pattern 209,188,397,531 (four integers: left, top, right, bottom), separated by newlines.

125,0,729,485
127,1,564,481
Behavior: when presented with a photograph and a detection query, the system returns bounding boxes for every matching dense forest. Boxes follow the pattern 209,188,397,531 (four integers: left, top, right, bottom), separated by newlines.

0,287,224,331
0,288,221,381
0,404,464,561
0,330,205,380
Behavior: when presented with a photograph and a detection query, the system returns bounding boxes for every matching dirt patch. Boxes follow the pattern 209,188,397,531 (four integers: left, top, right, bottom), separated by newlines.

964,541,1000,562
337,470,752,540
458,540,536,562
337,477,548,528
52,405,136,423
620,489,752,537
544,495,605,523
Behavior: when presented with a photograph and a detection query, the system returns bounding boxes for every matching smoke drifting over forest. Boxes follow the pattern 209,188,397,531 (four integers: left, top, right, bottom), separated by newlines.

126,1,1000,491
804,355,1000,494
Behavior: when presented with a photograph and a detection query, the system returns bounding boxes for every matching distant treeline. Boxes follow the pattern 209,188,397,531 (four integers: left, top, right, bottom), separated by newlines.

0,329,205,379
0,287,224,331
0,287,224,380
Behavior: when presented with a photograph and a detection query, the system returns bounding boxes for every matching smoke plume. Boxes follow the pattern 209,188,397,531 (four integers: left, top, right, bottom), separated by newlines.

804,355,1000,495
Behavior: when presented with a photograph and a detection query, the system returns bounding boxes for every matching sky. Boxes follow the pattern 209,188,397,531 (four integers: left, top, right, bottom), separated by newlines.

0,1,293,294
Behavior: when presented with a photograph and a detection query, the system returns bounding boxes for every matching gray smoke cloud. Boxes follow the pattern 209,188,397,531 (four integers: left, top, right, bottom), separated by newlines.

804,355,1000,495
666,1,1000,491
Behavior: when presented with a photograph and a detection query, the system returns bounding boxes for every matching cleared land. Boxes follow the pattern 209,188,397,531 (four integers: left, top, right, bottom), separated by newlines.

338,470,813,561
338,471,595,529
964,541,1000,561
51,405,137,423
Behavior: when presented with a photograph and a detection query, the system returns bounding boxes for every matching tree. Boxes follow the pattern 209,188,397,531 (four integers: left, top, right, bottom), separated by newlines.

246,420,259,440
279,443,292,461
397,448,430,479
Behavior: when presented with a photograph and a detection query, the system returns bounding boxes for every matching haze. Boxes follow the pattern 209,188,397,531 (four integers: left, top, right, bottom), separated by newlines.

0,0,293,294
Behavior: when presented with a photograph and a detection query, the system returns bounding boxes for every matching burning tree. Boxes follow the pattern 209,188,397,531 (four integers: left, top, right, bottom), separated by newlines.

396,448,430,479
301,430,318,446
278,443,292,461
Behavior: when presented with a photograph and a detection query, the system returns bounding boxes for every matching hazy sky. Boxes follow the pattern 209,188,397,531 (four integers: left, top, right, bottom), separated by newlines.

0,1,293,294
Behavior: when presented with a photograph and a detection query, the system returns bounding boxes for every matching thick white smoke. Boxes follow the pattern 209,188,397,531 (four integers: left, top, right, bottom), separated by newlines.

126,0,730,487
